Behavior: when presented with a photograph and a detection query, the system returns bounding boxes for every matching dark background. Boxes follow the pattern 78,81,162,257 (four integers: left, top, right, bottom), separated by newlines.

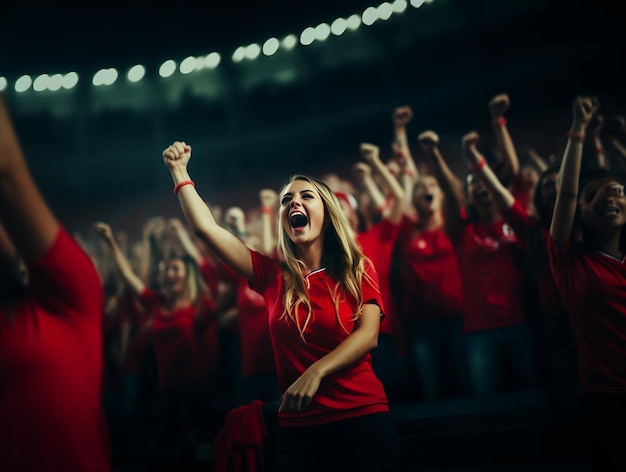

2,0,624,238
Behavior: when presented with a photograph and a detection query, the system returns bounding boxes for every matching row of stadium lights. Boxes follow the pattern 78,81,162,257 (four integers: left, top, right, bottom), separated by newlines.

0,0,432,94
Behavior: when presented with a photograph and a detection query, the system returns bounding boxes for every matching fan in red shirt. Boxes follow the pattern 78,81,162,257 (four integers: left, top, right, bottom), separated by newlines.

0,96,112,472
430,128,537,396
339,140,406,403
162,140,405,471
548,95,626,472
94,221,218,468
391,129,469,402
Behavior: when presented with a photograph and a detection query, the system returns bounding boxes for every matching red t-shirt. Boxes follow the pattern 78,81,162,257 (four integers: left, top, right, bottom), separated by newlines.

547,233,626,394
534,226,567,316
397,219,464,320
453,200,531,332
356,218,402,336
199,256,221,298
0,228,111,472
118,289,152,375
236,275,276,377
249,249,389,428
140,289,218,389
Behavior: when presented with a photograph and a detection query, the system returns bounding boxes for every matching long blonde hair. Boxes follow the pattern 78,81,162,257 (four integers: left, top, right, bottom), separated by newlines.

277,174,374,341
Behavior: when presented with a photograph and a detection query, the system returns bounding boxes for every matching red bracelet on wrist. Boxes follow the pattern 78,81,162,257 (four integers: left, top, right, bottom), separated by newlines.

471,158,486,172
403,168,415,178
567,131,585,142
596,147,605,154
261,207,274,216
492,116,507,127
173,180,195,194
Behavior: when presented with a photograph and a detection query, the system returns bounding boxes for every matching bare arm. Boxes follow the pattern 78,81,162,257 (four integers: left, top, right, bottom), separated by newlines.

278,302,381,412
462,131,515,210
168,217,202,264
259,188,278,256
526,147,549,173
418,130,464,234
94,222,146,297
0,96,59,259
162,141,253,280
489,93,520,185
550,96,595,246
589,114,608,169
392,105,419,182
359,142,405,224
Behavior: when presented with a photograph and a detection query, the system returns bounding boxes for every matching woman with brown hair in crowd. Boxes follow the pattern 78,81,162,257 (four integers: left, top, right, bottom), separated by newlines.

94,220,219,469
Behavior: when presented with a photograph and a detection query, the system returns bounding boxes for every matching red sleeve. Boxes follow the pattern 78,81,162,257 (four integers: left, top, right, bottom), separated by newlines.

26,227,103,316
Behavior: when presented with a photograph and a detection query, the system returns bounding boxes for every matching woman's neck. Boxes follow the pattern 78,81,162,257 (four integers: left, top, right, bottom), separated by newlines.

417,210,444,231
593,229,624,260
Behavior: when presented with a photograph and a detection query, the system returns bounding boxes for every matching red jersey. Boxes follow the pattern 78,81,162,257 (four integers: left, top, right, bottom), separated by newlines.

118,289,152,375
0,228,111,472
547,233,626,394
236,275,276,377
397,219,464,320
454,200,531,332
534,226,567,316
140,289,218,389
356,218,402,336
250,249,389,428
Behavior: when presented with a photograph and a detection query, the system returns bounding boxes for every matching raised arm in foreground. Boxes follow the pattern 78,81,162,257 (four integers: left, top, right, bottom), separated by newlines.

0,96,58,259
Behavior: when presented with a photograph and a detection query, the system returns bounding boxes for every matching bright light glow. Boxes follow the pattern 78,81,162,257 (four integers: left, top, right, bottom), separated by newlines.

0,77,7,92
62,72,79,89
15,75,32,93
180,56,197,74
330,18,347,36
245,43,261,60
262,37,280,56
282,34,297,50
346,14,361,30
378,2,394,20
127,65,145,83
314,23,331,41
362,6,378,26
159,60,177,78
300,26,316,46
232,46,246,63
392,0,408,12
33,74,50,92
47,74,63,91
92,68,118,86
205,52,221,69
410,0,425,7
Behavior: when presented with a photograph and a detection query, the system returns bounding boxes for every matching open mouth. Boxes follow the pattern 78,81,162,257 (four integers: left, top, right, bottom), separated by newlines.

423,194,433,203
477,190,489,199
290,212,309,228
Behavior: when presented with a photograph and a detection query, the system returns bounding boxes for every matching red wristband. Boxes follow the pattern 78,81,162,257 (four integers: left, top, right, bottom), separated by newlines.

567,131,585,142
492,116,507,127
596,147,605,154
403,168,415,178
261,207,274,216
173,180,194,194
471,158,486,172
